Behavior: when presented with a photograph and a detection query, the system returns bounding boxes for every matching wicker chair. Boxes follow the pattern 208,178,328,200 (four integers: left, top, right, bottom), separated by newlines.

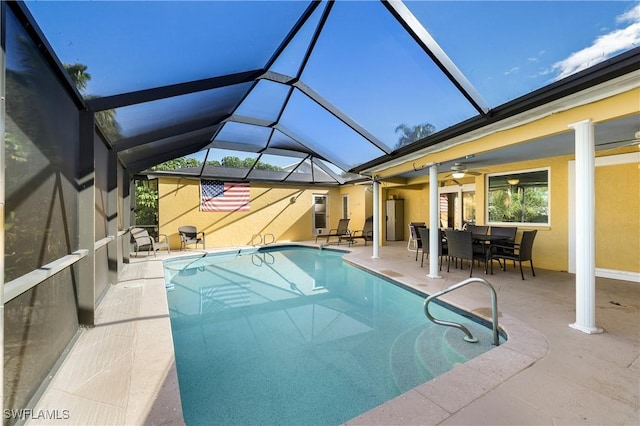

444,229,485,277
418,227,447,270
489,230,538,280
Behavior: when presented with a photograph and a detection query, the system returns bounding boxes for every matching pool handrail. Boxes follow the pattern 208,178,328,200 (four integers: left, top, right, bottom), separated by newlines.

251,233,276,246
424,277,500,346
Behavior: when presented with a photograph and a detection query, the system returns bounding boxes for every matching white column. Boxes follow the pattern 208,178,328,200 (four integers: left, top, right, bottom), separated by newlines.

569,119,602,334
428,164,441,278
372,179,380,259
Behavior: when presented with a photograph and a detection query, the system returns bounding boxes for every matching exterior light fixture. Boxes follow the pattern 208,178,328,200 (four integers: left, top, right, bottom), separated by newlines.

507,178,520,185
452,172,465,179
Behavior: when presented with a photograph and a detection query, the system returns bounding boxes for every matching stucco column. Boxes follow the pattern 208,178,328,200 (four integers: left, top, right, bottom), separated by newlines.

372,179,380,259
428,164,441,278
569,119,602,334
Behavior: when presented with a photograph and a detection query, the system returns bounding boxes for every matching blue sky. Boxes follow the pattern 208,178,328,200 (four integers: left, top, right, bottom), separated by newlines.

24,0,640,155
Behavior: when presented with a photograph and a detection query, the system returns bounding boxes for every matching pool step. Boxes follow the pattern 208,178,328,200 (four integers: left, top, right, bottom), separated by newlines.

388,324,436,393
390,321,498,392
415,322,497,376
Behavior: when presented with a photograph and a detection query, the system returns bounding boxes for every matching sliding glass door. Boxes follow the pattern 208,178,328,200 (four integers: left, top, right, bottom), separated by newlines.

439,184,476,229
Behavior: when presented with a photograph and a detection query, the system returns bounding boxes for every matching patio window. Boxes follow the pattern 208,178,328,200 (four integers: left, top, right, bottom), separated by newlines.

487,169,549,225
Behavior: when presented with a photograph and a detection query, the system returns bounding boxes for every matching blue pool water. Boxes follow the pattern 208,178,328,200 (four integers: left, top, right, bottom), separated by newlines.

165,246,503,426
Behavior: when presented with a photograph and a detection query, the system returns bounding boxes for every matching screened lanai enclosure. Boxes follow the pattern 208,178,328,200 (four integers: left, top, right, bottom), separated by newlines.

2,0,639,419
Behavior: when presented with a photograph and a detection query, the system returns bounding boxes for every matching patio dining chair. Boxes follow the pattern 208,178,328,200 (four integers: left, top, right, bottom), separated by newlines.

407,222,425,251
465,224,489,235
489,229,537,280
412,224,427,261
488,226,518,270
418,227,447,270
465,224,490,267
444,229,485,277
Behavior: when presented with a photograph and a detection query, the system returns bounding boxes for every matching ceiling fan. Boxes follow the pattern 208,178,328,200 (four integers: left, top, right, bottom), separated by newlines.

442,162,485,179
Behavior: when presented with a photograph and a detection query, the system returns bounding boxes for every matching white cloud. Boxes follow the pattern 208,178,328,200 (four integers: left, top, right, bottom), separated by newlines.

551,3,640,81
504,66,520,76
617,3,640,24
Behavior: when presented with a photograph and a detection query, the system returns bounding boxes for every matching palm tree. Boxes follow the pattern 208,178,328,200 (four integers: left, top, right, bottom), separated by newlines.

394,122,436,149
64,63,91,92
63,62,122,141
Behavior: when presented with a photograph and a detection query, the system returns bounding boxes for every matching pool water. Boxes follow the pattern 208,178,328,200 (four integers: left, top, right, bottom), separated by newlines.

165,246,502,426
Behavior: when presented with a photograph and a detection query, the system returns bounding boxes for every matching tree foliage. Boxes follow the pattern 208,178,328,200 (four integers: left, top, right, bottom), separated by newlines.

394,122,436,149
64,63,91,91
153,156,284,171
63,62,123,141
152,157,201,171
134,181,158,225
209,156,284,171
488,186,548,223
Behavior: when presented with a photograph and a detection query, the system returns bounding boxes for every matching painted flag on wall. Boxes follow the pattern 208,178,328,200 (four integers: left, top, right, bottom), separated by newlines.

200,180,250,212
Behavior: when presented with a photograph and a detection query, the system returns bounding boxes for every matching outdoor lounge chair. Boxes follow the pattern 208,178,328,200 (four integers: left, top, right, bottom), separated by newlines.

351,216,373,245
316,218,351,245
131,227,170,257
178,226,206,250
489,229,537,280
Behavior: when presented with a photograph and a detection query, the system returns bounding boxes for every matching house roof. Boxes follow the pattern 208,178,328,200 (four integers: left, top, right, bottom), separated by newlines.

15,0,640,185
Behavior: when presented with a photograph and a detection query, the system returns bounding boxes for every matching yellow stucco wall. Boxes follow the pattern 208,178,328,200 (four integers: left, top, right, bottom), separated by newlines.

383,184,428,240
158,178,342,248
595,161,640,272
338,184,372,233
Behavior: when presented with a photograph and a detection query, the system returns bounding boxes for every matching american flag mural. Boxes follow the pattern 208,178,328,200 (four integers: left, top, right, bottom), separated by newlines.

200,180,250,212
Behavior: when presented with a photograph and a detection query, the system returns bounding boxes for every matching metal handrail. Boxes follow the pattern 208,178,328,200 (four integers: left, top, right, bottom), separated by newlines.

251,233,276,246
424,277,500,346
251,234,262,246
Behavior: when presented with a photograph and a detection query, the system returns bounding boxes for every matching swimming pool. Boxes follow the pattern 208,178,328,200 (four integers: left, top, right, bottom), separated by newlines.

165,246,503,425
